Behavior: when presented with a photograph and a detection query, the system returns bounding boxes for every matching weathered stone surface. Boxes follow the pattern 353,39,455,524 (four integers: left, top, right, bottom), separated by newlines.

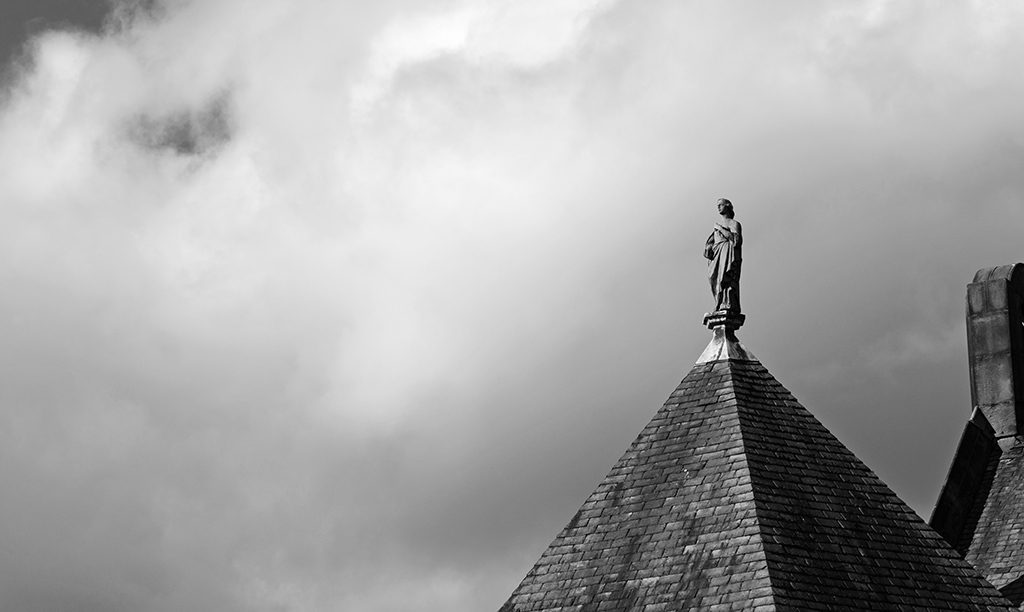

502,354,1015,611
966,264,1024,439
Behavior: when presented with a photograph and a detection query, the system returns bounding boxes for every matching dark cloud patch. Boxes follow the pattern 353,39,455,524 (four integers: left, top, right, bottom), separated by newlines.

128,92,233,156
0,0,110,69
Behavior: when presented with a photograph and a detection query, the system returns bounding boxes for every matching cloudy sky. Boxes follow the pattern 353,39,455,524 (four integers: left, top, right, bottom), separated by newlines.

2,0,1024,610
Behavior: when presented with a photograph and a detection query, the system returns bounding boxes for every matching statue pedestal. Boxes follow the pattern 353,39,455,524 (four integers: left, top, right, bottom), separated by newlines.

697,311,755,364
702,310,746,331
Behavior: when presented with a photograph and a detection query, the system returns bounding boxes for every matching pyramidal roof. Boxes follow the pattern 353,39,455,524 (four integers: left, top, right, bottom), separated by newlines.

501,321,1015,611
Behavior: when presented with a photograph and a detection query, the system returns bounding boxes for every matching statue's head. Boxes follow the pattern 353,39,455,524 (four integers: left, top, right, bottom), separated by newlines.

717,198,734,218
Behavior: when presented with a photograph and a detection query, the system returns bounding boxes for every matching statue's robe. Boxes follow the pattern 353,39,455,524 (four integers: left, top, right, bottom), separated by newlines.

705,223,742,312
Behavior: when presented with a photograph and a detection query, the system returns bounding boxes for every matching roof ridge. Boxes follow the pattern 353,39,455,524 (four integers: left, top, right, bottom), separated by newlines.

704,358,779,609
720,359,784,610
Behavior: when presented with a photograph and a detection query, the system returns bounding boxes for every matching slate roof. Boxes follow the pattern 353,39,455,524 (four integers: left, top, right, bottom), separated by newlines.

962,439,1024,606
500,351,1015,611
933,412,1024,608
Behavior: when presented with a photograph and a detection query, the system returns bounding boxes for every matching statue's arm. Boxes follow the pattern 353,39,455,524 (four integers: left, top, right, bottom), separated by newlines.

733,221,742,247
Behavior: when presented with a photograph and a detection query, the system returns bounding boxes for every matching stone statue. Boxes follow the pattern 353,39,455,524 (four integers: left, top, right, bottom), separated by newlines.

704,198,742,313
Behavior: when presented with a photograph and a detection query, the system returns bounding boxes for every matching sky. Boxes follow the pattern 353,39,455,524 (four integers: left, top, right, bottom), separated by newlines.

1,0,1024,610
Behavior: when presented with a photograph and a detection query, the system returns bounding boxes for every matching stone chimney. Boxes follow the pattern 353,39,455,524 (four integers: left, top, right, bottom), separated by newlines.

967,264,1024,439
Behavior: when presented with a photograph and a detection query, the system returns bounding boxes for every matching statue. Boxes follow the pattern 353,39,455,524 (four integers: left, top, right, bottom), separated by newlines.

704,198,742,313
698,197,750,357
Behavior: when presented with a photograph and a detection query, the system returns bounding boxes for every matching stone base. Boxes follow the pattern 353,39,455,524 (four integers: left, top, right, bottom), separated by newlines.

703,310,746,331
697,311,755,364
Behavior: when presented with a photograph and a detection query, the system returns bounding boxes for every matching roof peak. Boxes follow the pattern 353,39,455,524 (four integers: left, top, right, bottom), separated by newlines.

695,324,756,364
696,310,755,364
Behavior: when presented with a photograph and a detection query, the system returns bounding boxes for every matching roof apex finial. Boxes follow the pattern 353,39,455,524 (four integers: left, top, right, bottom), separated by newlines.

696,318,755,364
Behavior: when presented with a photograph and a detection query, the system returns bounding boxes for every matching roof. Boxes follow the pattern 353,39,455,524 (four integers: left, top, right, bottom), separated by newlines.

501,343,1015,611
932,408,1024,608
961,438,1024,606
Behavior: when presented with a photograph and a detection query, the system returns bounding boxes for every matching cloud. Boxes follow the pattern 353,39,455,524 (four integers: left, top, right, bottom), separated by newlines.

2,1,1024,610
